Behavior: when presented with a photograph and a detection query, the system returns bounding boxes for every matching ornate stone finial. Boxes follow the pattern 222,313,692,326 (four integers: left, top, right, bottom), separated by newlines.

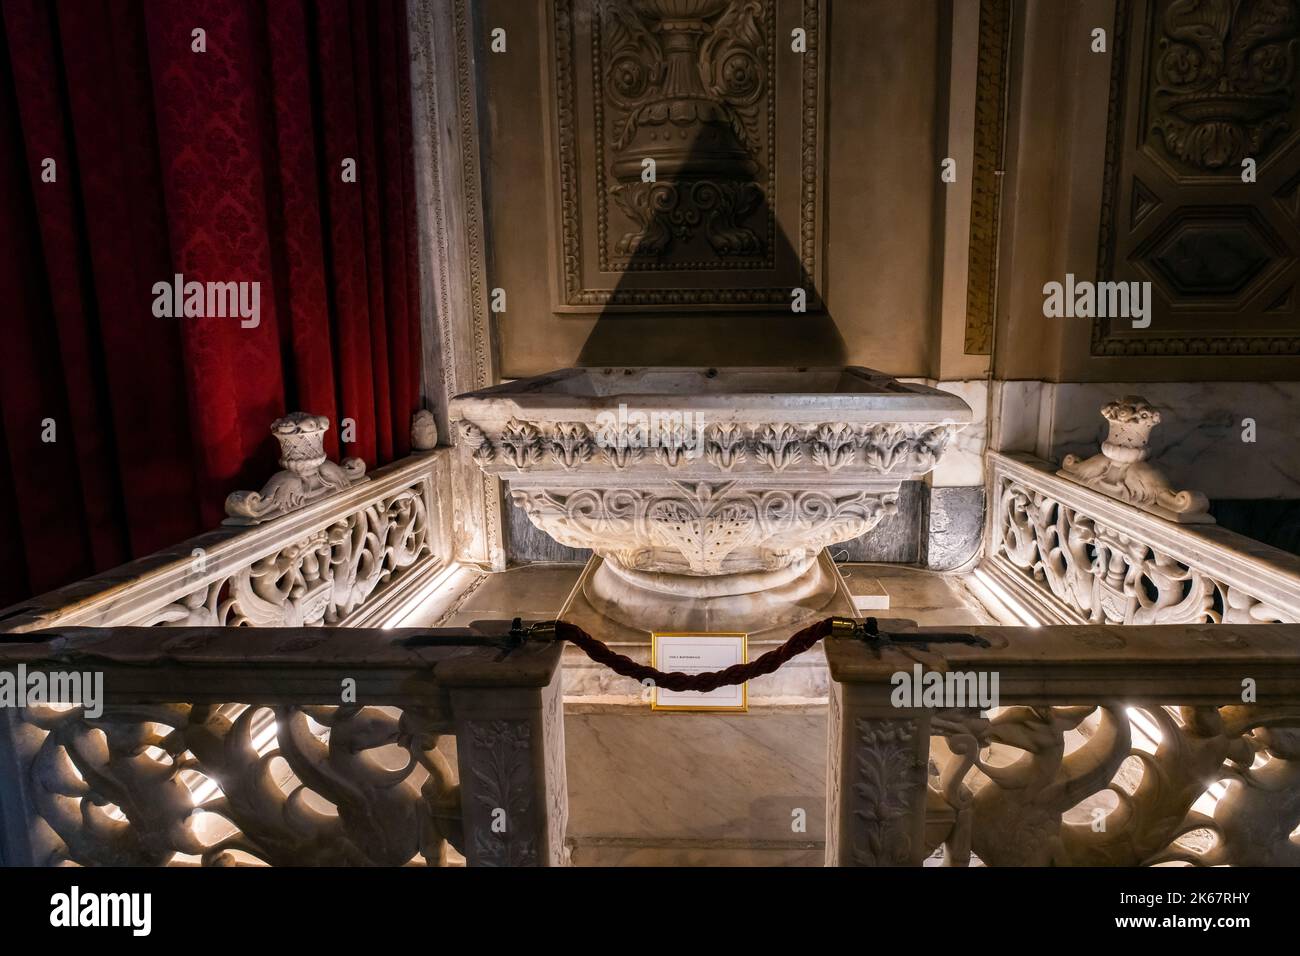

411,409,439,452
1058,396,1213,524
223,413,367,526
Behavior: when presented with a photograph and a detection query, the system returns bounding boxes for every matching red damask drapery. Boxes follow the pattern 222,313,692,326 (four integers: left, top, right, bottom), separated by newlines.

0,0,422,606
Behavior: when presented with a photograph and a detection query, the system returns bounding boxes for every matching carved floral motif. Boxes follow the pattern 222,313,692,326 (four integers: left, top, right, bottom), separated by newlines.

849,718,924,866
499,420,545,470
550,422,594,470
1151,0,1299,170
511,480,896,576
465,720,539,867
454,417,958,476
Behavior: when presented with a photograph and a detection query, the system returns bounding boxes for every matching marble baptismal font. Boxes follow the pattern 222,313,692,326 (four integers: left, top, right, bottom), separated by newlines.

452,367,971,642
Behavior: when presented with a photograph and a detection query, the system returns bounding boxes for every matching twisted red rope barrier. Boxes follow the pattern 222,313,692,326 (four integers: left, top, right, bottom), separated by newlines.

552,617,839,692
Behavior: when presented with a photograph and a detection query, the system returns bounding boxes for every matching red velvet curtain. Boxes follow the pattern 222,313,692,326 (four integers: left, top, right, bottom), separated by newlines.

0,0,422,607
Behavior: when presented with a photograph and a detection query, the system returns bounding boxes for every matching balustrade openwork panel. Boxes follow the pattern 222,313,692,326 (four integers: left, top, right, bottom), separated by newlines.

0,627,569,868
8,701,460,866
984,452,1300,627
825,621,1300,867
0,453,454,634
928,702,1300,866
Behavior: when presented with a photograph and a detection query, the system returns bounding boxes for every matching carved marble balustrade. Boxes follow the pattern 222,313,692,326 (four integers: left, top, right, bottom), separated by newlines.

0,451,455,634
0,623,568,867
983,451,1300,627
825,620,1300,866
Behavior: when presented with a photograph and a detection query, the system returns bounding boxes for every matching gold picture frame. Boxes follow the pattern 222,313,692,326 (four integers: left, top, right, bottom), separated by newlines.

650,632,749,713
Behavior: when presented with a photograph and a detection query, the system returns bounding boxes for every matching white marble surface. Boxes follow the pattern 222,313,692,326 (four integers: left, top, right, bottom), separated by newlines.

899,378,989,487
989,380,1051,457
992,381,1300,500
564,709,827,866
453,367,975,633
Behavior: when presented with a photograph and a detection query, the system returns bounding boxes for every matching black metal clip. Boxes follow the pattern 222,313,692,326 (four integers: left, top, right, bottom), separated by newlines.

830,616,991,649
507,618,558,646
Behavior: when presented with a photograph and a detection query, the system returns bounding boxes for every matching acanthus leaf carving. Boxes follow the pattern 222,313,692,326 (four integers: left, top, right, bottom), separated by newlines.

849,717,924,866
1151,0,1299,171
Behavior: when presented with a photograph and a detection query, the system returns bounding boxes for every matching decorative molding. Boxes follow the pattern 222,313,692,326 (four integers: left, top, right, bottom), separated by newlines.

548,0,824,309
1057,396,1211,523
511,481,896,577
224,413,366,526
1094,0,1300,356
454,417,960,479
407,0,505,567
963,0,1012,355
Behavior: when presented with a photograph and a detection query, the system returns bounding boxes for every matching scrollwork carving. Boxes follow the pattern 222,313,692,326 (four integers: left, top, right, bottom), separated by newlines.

1151,0,1298,170
224,413,366,526
929,702,1300,867
13,702,458,866
511,480,895,577
991,470,1294,626
146,480,434,628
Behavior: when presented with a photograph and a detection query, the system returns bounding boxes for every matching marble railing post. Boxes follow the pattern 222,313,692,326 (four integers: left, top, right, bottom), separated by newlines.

442,642,570,867
825,635,933,867
826,681,932,866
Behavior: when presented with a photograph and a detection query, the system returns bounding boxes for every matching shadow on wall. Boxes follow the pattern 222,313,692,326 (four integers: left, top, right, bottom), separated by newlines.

574,1,844,368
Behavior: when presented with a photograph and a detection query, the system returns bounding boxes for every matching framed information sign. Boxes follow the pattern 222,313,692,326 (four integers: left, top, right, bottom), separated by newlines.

649,632,748,713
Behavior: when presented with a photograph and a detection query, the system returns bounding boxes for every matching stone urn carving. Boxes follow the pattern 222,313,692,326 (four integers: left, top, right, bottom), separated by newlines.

605,0,766,256
224,413,367,526
452,367,971,632
1058,396,1212,524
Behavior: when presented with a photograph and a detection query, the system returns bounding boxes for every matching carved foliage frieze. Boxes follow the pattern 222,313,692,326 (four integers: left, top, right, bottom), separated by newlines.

456,417,957,478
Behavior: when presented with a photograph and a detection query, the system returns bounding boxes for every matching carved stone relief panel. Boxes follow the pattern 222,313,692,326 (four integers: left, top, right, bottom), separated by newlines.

1096,0,1300,355
547,0,824,310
